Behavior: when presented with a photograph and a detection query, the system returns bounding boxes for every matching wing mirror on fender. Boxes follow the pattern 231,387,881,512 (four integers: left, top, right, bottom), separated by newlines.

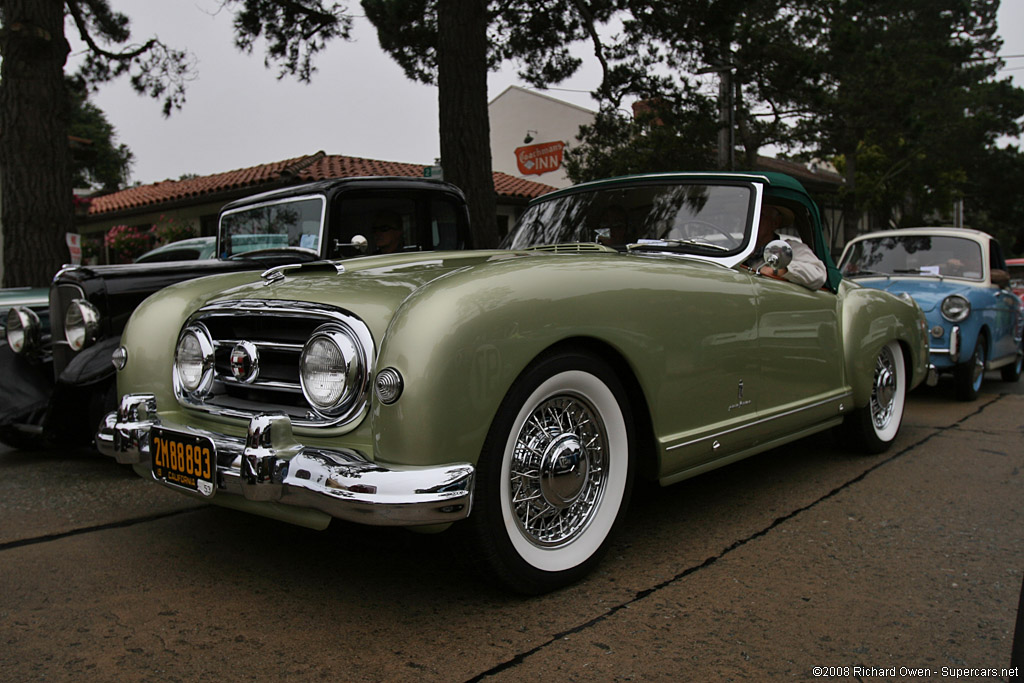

762,239,793,271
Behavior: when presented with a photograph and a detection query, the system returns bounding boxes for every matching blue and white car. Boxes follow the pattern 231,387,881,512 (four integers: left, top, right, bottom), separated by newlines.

839,227,1023,400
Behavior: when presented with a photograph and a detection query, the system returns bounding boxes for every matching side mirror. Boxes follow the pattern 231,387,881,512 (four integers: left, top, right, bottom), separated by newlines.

332,234,369,255
763,239,793,270
991,268,1010,289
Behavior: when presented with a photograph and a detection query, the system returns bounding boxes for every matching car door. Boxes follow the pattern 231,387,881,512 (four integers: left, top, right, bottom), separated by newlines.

750,274,846,442
987,239,1022,361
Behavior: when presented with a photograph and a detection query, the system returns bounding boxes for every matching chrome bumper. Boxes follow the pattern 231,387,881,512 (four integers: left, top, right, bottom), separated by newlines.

96,393,474,526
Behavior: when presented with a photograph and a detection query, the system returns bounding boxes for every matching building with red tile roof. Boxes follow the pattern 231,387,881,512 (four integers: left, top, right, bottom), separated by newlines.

80,151,556,245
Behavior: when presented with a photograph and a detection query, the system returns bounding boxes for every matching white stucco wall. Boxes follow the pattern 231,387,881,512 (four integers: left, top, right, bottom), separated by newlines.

489,86,595,189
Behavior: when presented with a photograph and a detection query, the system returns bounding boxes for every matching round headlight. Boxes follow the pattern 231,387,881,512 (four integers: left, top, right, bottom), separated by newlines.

940,295,970,323
175,324,215,396
299,325,367,417
6,306,41,354
64,299,100,351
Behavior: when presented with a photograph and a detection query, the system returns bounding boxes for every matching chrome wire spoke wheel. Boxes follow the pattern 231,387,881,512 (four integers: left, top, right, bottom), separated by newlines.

482,356,633,587
849,339,905,452
508,394,608,547
870,343,898,432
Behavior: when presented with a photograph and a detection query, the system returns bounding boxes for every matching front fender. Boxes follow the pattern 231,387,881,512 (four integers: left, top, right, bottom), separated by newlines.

370,256,669,468
841,283,929,407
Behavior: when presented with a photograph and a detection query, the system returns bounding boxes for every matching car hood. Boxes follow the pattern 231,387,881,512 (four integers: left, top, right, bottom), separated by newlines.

200,250,523,335
849,277,975,312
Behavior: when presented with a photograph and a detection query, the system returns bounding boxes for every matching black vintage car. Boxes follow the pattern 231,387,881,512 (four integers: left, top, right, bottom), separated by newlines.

2,176,471,449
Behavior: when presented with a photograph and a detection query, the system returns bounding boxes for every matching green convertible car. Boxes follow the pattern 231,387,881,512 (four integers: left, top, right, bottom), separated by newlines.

97,172,929,593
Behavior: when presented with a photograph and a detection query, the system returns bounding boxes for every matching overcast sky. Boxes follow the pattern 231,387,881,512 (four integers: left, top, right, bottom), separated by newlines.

74,0,1024,187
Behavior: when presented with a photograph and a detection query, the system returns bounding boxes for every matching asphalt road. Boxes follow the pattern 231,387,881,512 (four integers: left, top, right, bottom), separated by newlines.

1,374,1021,682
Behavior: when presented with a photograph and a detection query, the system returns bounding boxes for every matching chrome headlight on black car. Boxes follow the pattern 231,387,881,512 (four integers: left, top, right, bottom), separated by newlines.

940,295,970,323
6,306,41,354
174,323,215,398
299,323,369,418
64,299,100,351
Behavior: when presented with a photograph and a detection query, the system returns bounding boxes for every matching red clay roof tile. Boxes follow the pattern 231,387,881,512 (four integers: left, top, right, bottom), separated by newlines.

90,153,556,216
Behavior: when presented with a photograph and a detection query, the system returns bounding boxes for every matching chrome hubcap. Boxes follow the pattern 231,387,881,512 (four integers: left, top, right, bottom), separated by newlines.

871,346,898,430
509,395,607,547
972,346,986,389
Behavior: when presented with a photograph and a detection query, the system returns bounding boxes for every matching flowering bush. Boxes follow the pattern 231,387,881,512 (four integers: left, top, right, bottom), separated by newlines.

105,224,154,262
153,214,196,245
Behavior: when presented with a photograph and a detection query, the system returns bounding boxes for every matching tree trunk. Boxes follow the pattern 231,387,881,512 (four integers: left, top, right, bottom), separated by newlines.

0,0,72,287
436,0,498,249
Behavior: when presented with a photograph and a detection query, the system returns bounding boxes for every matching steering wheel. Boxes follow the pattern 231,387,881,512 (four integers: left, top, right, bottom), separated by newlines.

675,220,735,243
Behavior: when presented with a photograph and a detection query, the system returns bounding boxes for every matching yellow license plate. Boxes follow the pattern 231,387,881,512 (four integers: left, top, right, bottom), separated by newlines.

151,427,216,497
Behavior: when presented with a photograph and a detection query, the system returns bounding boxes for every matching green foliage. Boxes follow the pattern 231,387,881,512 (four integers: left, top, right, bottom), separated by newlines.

565,98,719,182
962,146,1024,255
66,0,195,115
565,0,1024,247
790,0,1024,232
361,0,617,87
68,82,133,191
228,0,352,82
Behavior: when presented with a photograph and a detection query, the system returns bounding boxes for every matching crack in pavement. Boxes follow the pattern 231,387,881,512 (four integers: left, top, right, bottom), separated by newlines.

465,395,1008,682
0,506,207,552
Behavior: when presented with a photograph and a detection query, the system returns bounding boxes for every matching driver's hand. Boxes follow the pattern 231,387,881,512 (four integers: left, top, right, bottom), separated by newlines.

759,265,788,280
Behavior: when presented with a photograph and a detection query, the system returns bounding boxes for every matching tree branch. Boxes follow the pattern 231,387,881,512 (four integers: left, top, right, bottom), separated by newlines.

65,0,157,62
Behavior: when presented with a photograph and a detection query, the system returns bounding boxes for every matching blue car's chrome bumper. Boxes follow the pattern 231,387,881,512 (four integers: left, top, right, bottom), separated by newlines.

96,393,474,527
927,324,960,365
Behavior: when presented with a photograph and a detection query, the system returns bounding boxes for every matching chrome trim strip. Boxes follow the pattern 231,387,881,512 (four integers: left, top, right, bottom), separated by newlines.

96,394,474,526
217,376,304,393
214,339,305,353
666,392,852,452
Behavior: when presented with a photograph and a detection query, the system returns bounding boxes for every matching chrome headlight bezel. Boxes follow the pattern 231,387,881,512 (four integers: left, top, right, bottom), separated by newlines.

5,306,41,354
64,299,101,351
299,323,369,419
940,295,971,323
174,323,216,398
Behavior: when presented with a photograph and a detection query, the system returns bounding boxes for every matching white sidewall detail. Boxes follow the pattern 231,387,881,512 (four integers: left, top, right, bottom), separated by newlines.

499,369,628,573
874,341,906,443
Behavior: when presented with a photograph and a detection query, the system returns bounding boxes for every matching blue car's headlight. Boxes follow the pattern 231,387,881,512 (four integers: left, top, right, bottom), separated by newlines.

940,295,970,323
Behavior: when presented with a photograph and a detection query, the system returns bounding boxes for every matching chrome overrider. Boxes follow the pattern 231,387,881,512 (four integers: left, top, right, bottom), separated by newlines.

96,394,475,526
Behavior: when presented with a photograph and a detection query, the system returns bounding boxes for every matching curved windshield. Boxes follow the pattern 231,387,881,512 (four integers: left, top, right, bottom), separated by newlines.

503,182,753,255
219,196,325,258
841,235,983,281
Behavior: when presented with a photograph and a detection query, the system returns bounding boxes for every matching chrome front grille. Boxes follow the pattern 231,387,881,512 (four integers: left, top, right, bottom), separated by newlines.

177,300,375,428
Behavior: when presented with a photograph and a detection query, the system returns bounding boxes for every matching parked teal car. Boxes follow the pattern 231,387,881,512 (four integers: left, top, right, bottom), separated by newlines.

97,172,929,592
0,287,49,348
839,227,1023,400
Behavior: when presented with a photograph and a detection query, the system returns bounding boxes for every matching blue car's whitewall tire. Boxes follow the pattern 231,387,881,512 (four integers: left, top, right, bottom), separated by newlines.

955,335,987,401
471,350,634,594
1000,342,1022,383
